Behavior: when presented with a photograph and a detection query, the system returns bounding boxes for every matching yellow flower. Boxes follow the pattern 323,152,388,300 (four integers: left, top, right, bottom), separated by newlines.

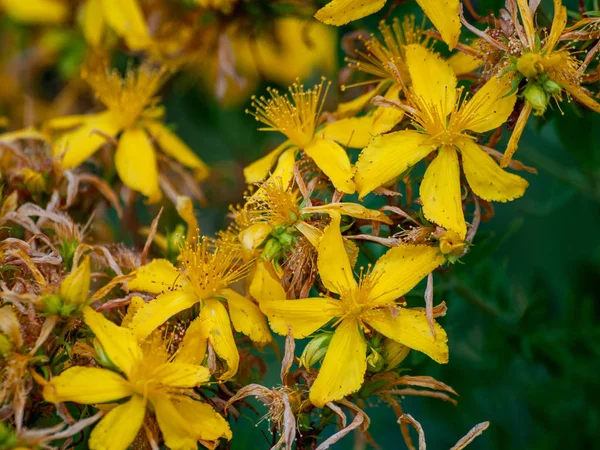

314,0,461,49
258,212,448,407
79,0,150,50
43,307,231,450
127,236,270,379
245,79,355,194
497,0,600,166
0,0,68,24
46,63,208,202
354,44,528,238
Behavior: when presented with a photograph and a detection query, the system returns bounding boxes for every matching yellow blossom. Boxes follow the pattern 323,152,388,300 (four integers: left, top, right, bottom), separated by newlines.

245,79,355,194
43,307,231,450
0,0,68,24
314,0,461,49
354,44,528,238
46,63,208,202
257,212,448,407
127,236,271,379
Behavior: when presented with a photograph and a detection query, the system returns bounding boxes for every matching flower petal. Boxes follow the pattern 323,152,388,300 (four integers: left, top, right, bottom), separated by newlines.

128,259,182,294
53,113,119,169
219,288,272,345
318,212,357,294
200,298,239,380
100,0,150,50
367,245,445,306
243,140,293,184
249,261,287,303
115,128,161,202
43,367,131,404
502,102,532,168
516,0,536,48
175,316,209,365
2,0,68,24
545,0,567,53
420,146,466,239
303,138,355,194
355,130,434,199
83,307,142,377
458,138,528,202
319,116,377,149
260,298,341,339
81,0,104,47
302,202,392,224
415,0,461,49
172,396,232,441
151,362,210,388
130,290,197,340
365,308,448,363
314,0,386,26
89,396,146,450
144,121,209,181
456,73,517,133
309,319,367,408
405,44,457,118
447,48,482,76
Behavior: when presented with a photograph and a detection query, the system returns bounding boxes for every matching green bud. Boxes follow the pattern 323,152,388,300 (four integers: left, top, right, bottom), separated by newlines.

43,294,63,315
0,334,12,358
0,421,18,449
300,333,333,369
523,83,548,116
278,232,294,248
542,78,561,95
369,334,382,350
59,256,91,310
261,238,282,261
167,224,186,254
366,348,385,372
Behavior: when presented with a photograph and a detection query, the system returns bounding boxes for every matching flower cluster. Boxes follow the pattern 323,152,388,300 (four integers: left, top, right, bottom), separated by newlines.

0,1,598,449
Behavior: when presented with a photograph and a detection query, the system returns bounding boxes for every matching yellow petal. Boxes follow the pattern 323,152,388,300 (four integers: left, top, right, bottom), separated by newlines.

314,0,386,26
317,212,357,294
319,116,377,149
456,73,517,133
516,0,536,48
115,128,161,202
0,127,48,142
219,288,272,345
54,113,119,169
303,138,355,194
175,317,209,365
81,0,104,47
365,308,448,363
172,396,232,441
89,396,146,450
260,298,341,339
45,114,90,130
447,49,482,76
415,0,461,49
199,298,239,380
294,221,322,248
405,44,457,117
59,256,90,307
128,259,182,295
502,102,532,168
545,0,567,53
43,367,131,404
367,245,445,306
121,296,145,328
151,362,210,388
334,84,384,118
144,121,209,181
243,140,293,184
458,138,528,202
1,0,68,24
239,223,272,255
563,82,600,113
302,202,392,225
100,0,149,50
371,84,405,135
249,261,287,303
130,290,197,340
0,306,22,347
83,307,141,376
420,146,466,239
176,196,199,242
309,319,367,408
355,130,434,199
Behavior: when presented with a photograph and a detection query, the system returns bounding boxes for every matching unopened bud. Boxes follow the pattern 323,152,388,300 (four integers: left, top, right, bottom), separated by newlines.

542,78,561,95
42,294,62,316
382,339,410,371
261,238,282,261
439,230,465,257
59,256,91,310
516,52,543,78
278,232,295,248
20,168,46,194
366,348,385,372
523,83,548,116
300,333,333,369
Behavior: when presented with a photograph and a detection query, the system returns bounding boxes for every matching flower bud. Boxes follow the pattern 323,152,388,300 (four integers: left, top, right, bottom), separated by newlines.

516,52,543,78
0,334,12,358
300,333,333,369
523,83,548,116
42,294,62,316
59,256,91,310
542,78,561,95
278,232,295,248
261,238,282,261
439,230,465,257
20,168,46,194
239,223,272,253
382,339,410,371
167,224,186,254
366,348,385,372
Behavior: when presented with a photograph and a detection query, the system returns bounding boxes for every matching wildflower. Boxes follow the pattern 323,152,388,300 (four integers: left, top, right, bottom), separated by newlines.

79,0,150,50
42,307,231,450
128,236,271,379
245,79,355,194
43,256,91,317
354,44,528,238
46,62,208,202
258,212,448,407
314,0,461,49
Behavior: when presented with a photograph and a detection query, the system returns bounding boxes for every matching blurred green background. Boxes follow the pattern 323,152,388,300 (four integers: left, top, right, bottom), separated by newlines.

157,1,600,448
